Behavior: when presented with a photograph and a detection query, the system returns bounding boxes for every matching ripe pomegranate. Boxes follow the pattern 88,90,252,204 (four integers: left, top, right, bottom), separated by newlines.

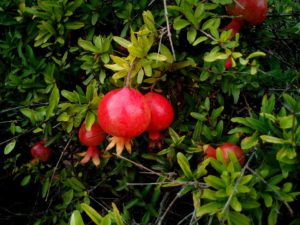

31,140,51,162
98,87,151,155
144,92,174,148
78,121,106,166
222,0,267,38
204,142,245,166
203,144,216,159
224,57,233,69
79,122,106,146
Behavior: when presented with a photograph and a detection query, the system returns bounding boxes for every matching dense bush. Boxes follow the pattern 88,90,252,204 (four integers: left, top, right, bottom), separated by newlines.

1,0,300,225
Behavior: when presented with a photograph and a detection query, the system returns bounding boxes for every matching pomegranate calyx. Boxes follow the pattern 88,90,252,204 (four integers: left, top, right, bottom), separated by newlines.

106,136,133,156
78,146,101,167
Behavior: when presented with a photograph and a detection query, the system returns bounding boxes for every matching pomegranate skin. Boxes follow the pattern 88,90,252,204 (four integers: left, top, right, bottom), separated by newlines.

31,141,51,162
226,0,267,26
98,88,151,138
218,142,245,166
79,122,106,146
224,57,233,70
144,92,174,140
203,145,216,158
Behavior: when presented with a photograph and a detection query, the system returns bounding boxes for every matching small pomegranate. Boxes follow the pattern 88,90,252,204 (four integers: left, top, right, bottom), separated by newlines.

31,140,51,162
224,57,233,70
222,0,267,38
204,142,245,166
78,122,106,166
98,87,151,155
203,144,216,159
144,92,174,148
79,121,106,146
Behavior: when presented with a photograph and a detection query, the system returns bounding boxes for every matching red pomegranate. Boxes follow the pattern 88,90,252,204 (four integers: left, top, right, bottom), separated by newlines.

31,140,51,162
78,122,106,166
224,57,233,70
98,87,151,155
144,92,174,145
204,142,245,166
222,0,267,38
79,122,106,146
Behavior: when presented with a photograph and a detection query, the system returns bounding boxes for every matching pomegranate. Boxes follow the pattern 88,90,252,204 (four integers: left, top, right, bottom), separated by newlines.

144,92,174,148
31,140,51,162
222,0,267,38
224,57,233,70
78,121,106,166
203,144,216,159
98,87,151,155
79,122,106,146
204,142,245,166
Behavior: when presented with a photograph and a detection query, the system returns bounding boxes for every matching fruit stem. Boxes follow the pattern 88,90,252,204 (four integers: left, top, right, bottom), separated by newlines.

125,59,138,88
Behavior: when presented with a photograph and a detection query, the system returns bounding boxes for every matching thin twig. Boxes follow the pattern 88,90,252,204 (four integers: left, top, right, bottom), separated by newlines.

45,132,74,201
163,0,176,61
113,153,166,178
156,192,170,224
177,211,194,225
246,167,294,215
198,29,217,42
156,191,181,225
127,181,208,188
125,59,138,87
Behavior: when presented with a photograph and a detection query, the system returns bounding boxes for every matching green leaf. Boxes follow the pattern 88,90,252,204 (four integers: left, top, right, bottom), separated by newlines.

4,140,16,155
142,10,156,32
229,211,250,225
187,27,197,44
279,115,295,129
230,196,242,212
177,152,193,179
193,36,208,46
46,84,60,119
85,112,95,130
41,178,50,198
63,189,74,205
268,202,279,225
195,202,223,217
112,203,124,225
80,203,103,224
65,22,85,30
173,17,190,30
260,135,287,144
204,52,227,62
204,175,225,189
78,38,100,53
246,51,266,59
21,175,31,186
113,36,131,48
241,132,259,150
147,53,167,61
70,210,85,225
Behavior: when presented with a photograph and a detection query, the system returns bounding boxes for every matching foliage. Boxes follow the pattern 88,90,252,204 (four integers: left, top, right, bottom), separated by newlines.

0,0,300,225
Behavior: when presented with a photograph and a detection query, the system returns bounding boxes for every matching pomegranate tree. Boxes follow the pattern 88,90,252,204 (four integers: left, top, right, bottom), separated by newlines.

144,92,174,148
31,140,51,162
204,142,245,166
78,122,106,166
222,0,267,38
98,87,151,155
